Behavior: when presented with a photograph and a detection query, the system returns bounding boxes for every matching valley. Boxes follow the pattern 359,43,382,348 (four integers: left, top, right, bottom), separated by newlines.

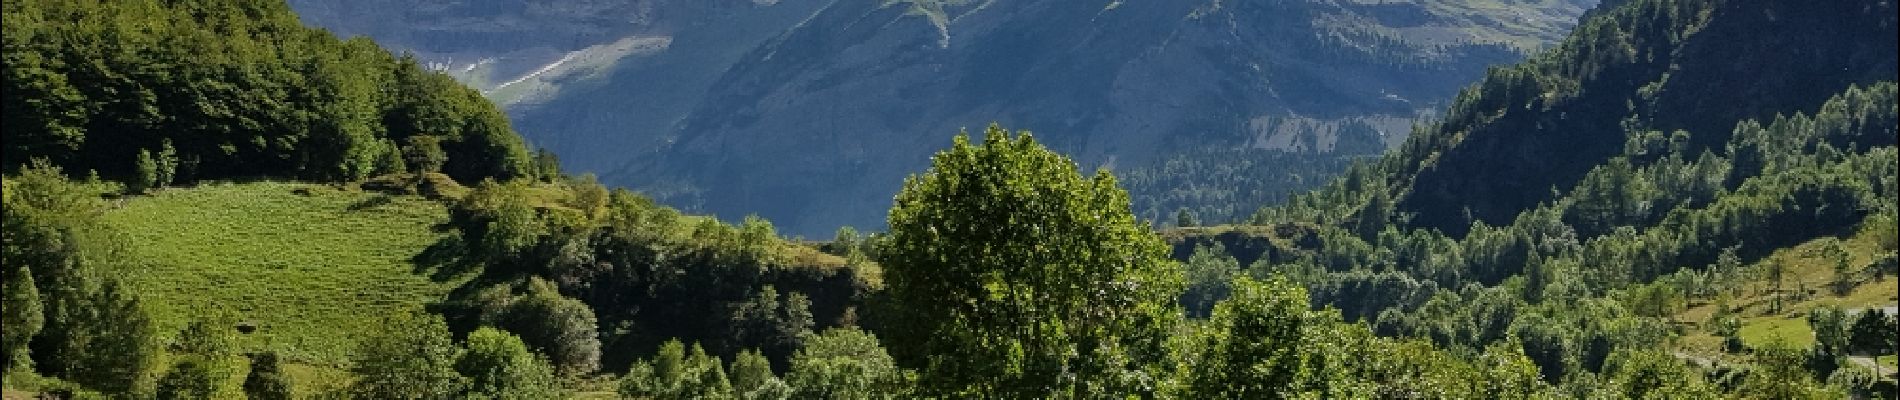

2,0,1895,398
293,0,1599,236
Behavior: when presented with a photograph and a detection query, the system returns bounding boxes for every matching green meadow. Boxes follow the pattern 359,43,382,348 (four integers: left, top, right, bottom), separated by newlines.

102,182,461,368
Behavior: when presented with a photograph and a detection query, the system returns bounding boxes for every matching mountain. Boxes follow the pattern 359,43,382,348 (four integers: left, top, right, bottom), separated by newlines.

7,0,1898,397
1367,0,1899,235
291,0,1598,236
1229,0,1897,327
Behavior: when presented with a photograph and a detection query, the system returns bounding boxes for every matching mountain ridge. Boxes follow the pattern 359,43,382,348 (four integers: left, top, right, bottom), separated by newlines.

293,0,1597,236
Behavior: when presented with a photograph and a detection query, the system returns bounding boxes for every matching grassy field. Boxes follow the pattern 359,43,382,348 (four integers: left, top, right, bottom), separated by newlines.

1675,228,1900,354
101,182,462,386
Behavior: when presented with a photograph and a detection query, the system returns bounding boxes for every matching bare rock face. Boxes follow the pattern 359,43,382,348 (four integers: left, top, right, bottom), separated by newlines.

293,0,1596,236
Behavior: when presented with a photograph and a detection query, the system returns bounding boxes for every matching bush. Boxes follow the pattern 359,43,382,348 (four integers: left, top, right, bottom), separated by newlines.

243,352,294,400
785,328,903,400
619,340,732,400
456,327,562,399
498,279,601,375
731,349,790,400
155,358,216,400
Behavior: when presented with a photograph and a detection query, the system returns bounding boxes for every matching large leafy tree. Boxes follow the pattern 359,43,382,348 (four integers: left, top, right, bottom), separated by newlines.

350,311,466,399
881,124,1184,397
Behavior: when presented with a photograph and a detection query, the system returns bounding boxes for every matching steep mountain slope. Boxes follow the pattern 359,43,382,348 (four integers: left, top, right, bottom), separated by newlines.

1201,0,1899,391
294,0,1596,236
1376,0,1898,235
285,0,828,108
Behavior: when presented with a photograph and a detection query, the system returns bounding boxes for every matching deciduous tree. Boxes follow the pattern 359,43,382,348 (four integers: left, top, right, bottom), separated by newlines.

882,125,1183,397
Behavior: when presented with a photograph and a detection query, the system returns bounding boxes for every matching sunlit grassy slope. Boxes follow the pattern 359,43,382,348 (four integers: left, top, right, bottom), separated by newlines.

101,182,460,369
1675,227,1900,353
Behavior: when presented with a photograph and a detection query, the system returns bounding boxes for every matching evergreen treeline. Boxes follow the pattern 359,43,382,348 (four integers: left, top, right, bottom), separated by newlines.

1123,148,1357,227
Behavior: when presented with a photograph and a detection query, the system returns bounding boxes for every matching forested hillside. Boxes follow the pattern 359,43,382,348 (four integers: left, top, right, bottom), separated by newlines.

1207,0,1900,396
3,0,1897,398
0,0,866,397
1345,0,1897,235
2,0,537,185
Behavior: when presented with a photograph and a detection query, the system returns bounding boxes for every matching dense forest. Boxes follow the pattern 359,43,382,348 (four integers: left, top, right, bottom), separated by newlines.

3,0,1897,399
1,0,540,185
1123,149,1362,227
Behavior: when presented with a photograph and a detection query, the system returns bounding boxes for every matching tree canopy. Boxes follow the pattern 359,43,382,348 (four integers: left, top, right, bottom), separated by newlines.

881,124,1184,397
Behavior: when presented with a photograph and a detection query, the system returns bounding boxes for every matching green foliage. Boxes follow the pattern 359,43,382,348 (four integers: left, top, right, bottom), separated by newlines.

1126,149,1354,227
157,320,239,399
155,139,177,188
242,352,294,400
126,141,181,194
155,357,217,400
61,281,161,397
727,286,813,372
532,149,561,183
1848,309,1898,356
3,164,163,397
1180,243,1240,318
1808,305,1852,359
493,279,601,375
1240,80,1896,396
882,124,1184,397
730,350,790,400
1171,277,1556,398
455,327,562,400
132,149,158,194
405,136,450,175
1742,339,1845,399
1174,277,1318,398
619,340,734,400
1257,0,1896,237
350,311,466,399
1174,208,1198,228
1598,350,1716,399
1,0,1890,398
1475,341,1550,399
1623,281,1684,318
785,328,904,400
436,177,869,372
0,265,43,375
1,0,532,185
1826,364,1884,398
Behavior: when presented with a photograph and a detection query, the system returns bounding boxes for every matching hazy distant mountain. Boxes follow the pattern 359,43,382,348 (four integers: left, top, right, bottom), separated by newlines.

292,0,1597,236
